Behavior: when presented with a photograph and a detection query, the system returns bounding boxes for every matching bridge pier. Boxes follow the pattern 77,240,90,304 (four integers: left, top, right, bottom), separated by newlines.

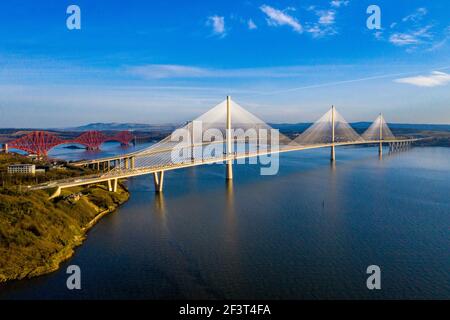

153,171,165,192
379,142,383,157
130,157,135,169
49,187,62,200
330,145,335,162
112,179,118,192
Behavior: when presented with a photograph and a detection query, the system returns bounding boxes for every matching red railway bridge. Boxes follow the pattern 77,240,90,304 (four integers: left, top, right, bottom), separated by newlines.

3,130,134,156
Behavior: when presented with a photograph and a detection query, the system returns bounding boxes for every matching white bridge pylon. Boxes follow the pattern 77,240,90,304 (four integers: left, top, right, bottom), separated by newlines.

104,97,295,178
292,105,364,146
362,113,395,141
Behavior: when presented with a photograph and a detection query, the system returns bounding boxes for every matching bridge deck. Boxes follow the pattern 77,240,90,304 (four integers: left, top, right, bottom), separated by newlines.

30,138,418,191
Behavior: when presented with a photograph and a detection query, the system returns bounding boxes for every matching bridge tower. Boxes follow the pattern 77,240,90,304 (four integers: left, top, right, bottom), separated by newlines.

226,95,233,180
330,105,336,162
379,113,383,156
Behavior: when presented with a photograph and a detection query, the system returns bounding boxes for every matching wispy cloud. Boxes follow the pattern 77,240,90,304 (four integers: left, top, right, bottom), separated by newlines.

380,7,448,51
305,7,338,38
128,64,210,79
428,26,450,51
330,0,349,8
207,15,226,37
395,71,450,87
305,24,337,38
260,5,303,33
317,10,336,25
248,19,257,30
389,33,420,46
389,25,433,46
402,7,427,22
127,64,340,79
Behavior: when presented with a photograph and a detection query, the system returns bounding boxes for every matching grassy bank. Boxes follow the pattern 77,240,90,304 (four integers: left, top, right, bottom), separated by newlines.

0,184,129,282
0,154,129,282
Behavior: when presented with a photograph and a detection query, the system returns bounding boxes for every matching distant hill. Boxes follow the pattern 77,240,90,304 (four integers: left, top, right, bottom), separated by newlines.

271,122,450,133
3,121,448,134
64,122,179,132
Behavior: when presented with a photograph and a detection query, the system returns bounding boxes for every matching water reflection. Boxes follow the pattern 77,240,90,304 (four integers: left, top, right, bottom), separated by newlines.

225,179,235,227
154,192,166,219
325,159,339,221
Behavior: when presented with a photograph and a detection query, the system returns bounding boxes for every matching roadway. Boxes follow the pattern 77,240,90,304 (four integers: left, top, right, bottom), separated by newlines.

30,138,418,192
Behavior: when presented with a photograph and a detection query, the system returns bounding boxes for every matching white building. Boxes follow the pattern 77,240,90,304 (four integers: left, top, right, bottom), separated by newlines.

7,164,36,175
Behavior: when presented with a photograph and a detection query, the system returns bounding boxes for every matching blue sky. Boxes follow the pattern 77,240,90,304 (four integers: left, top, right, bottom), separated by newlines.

0,0,449,127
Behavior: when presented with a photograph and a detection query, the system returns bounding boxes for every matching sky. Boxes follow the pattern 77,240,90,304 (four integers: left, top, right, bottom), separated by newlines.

0,0,449,127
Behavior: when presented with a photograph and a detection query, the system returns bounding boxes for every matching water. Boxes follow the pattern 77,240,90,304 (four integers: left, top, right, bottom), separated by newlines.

48,141,155,161
9,141,154,161
1,146,449,299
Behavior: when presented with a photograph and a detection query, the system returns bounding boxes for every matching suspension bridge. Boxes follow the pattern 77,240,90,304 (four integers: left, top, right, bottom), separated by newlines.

28,97,419,197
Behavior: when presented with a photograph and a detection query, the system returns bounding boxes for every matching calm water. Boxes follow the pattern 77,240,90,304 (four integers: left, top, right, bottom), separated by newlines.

1,145,449,299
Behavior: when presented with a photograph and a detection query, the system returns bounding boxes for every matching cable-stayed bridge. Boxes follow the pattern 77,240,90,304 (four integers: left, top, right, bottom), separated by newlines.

30,97,419,197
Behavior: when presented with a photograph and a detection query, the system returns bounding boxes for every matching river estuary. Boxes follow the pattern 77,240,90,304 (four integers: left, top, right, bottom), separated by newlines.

1,143,449,299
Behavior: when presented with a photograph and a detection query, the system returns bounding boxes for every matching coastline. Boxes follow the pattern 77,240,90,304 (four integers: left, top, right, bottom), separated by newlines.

0,183,130,283
26,204,127,280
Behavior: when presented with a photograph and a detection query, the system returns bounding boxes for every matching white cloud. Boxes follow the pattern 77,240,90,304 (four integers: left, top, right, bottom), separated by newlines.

389,24,433,46
305,9,337,38
306,23,337,38
330,1,349,8
377,7,444,51
373,31,383,40
127,64,354,79
248,19,257,30
260,5,303,33
395,71,450,87
207,15,226,37
402,7,427,22
317,10,336,25
128,65,210,79
427,26,450,51
389,33,420,46
413,25,433,38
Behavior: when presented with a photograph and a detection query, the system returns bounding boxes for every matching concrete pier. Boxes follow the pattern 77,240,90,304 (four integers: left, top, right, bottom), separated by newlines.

153,171,165,193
